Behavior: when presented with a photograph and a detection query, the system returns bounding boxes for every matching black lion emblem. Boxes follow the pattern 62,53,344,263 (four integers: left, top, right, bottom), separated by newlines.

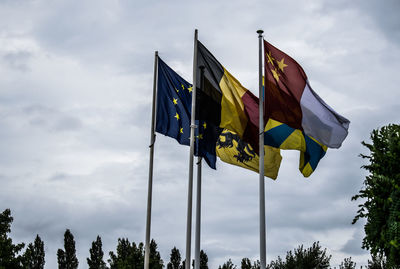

217,131,256,163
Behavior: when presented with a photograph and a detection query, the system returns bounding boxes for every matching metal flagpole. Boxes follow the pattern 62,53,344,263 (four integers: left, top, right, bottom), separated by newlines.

194,65,205,269
144,51,158,269
257,29,266,269
194,156,202,269
186,29,198,269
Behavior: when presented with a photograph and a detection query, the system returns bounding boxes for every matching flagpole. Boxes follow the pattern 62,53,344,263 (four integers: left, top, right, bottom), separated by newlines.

257,29,266,269
194,64,205,269
194,156,202,269
144,51,158,269
186,29,198,269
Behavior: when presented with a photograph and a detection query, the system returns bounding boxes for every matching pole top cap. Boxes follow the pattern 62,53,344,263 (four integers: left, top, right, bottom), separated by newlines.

257,29,264,35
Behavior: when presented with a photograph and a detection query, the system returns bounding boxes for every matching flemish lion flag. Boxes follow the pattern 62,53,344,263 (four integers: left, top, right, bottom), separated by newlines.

196,41,282,179
217,129,281,179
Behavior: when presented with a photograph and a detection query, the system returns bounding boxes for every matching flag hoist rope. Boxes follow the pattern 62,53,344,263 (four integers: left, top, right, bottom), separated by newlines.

257,29,267,269
144,51,158,269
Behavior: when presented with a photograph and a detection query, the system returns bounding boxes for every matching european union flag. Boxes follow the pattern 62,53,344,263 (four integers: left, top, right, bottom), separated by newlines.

156,58,192,146
156,57,218,169
195,119,220,169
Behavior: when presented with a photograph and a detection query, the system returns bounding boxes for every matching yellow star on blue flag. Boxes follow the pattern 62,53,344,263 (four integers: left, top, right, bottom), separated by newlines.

155,57,219,169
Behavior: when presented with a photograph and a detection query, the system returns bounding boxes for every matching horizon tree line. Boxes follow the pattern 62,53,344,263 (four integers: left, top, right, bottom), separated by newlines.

0,208,389,269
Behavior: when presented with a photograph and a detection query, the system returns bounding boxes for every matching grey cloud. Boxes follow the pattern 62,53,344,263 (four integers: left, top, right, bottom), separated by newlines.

23,105,83,132
23,104,54,115
352,0,400,45
53,116,82,131
2,51,32,71
340,224,369,255
32,1,182,75
320,0,400,45
49,172,69,181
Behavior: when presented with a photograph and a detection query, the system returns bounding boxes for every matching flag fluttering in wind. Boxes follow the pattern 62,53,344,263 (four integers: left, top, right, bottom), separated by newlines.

264,118,327,177
263,40,350,148
196,41,282,179
263,40,350,177
216,129,281,179
156,57,218,169
196,41,258,144
156,58,192,146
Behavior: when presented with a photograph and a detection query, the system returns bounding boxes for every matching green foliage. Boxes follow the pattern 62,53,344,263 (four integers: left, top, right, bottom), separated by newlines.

167,247,181,269
57,229,79,269
87,235,107,269
180,259,186,269
266,257,285,269
0,208,25,269
266,242,331,269
180,258,194,269
22,234,45,269
200,250,208,269
108,238,148,269
241,258,252,269
149,239,163,269
367,255,387,269
57,249,65,269
172,249,207,269
218,259,237,269
252,260,260,269
241,258,259,269
352,124,400,267
339,257,356,269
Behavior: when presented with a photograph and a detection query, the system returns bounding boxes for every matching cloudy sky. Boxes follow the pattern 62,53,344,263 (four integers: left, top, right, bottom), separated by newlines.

1,0,399,268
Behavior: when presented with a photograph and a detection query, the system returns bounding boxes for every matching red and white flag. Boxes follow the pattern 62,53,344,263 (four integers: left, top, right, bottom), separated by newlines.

263,40,350,149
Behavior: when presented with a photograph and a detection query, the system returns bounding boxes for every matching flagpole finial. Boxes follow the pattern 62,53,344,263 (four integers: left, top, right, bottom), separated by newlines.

257,30,264,36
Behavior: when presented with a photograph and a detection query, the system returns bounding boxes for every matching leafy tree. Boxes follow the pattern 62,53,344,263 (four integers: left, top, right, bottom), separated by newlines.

132,242,145,268
57,229,79,269
57,249,66,269
367,255,387,269
167,247,181,269
179,250,207,269
352,124,400,267
23,234,45,269
108,238,130,269
266,256,285,269
252,260,260,269
0,208,25,269
87,235,107,269
241,258,252,269
267,242,331,269
200,250,208,269
218,259,237,269
148,239,163,269
339,257,356,269
108,238,144,269
241,258,260,269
